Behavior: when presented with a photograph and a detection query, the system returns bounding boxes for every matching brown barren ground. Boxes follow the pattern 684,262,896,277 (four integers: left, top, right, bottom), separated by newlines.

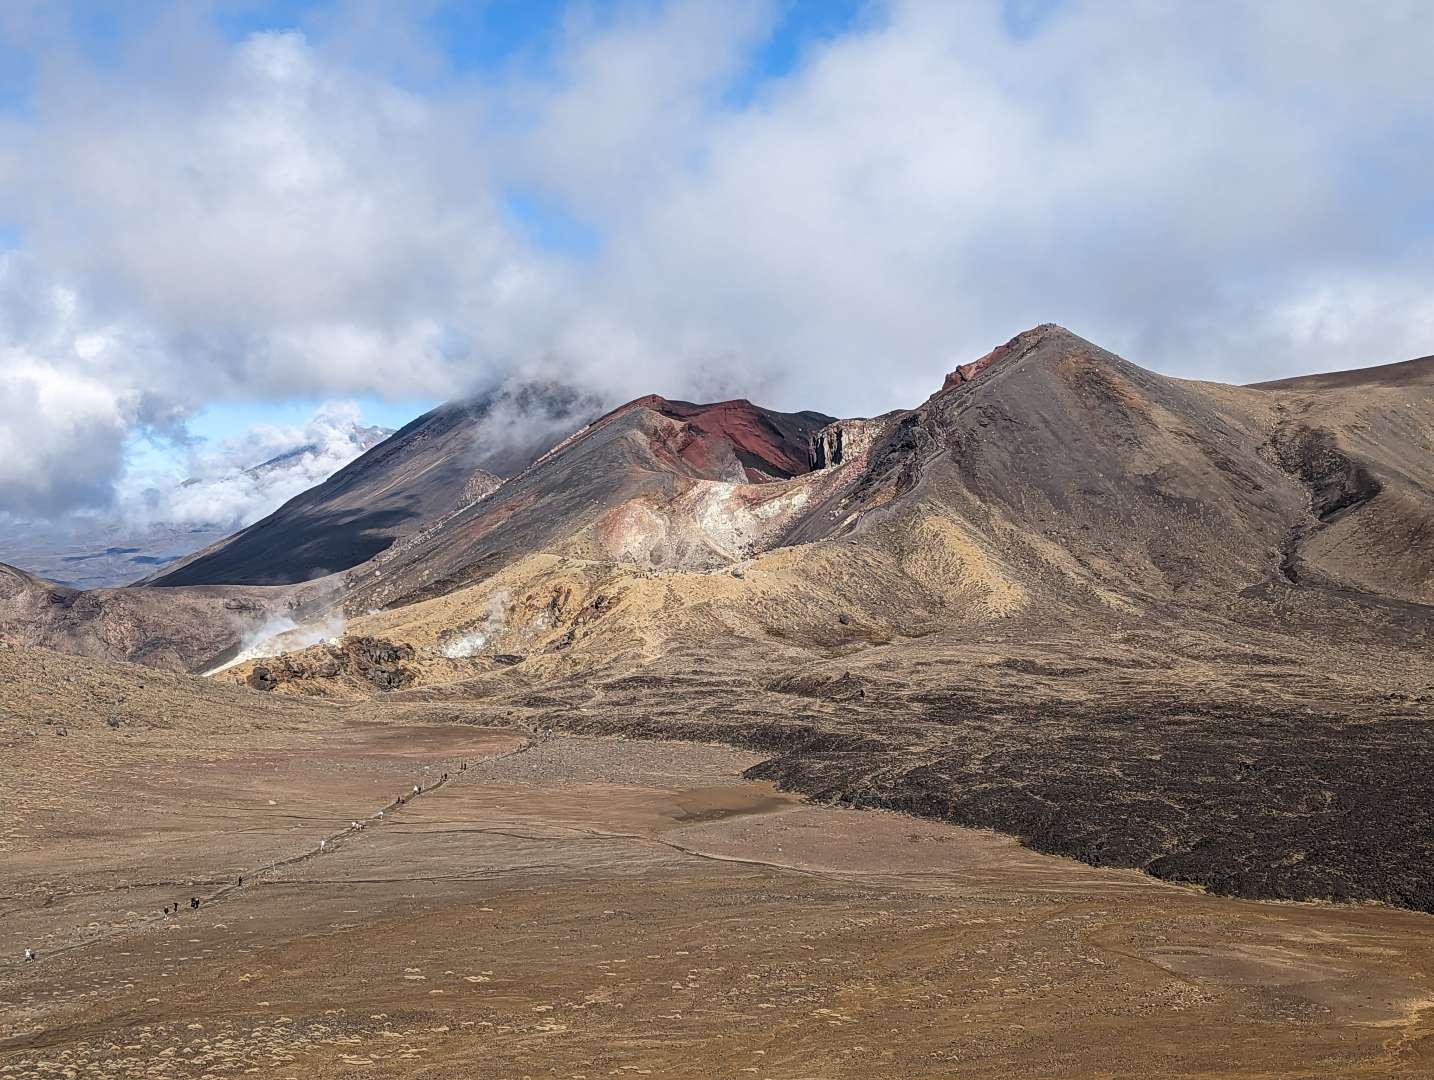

4,708,1434,1079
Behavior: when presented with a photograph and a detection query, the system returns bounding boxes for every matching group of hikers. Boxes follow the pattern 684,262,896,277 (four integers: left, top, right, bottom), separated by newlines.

22,760,476,965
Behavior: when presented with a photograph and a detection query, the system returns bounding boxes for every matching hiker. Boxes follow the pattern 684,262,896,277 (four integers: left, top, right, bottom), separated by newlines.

24,948,35,962
190,897,200,910
413,784,421,795
238,875,243,886
163,905,170,916
320,839,327,852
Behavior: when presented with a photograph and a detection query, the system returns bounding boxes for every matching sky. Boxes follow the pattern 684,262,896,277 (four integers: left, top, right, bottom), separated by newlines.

1,0,1432,527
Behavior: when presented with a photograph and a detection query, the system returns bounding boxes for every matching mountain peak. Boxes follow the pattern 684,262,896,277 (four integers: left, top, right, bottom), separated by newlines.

939,324,1106,392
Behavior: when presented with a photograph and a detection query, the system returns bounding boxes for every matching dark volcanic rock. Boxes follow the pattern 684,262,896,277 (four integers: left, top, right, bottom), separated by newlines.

247,666,276,692
767,670,869,702
745,691,1434,912
243,635,417,692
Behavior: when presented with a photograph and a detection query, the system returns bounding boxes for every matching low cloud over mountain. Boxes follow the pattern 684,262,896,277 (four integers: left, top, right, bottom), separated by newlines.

0,402,391,587
130,401,393,530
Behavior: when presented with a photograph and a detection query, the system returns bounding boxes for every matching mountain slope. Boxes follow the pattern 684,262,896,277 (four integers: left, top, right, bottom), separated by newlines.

342,396,835,611
1248,352,1434,391
147,385,592,588
1246,353,1434,604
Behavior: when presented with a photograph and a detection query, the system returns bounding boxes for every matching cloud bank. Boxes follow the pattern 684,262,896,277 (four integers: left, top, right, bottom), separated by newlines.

122,400,392,529
2,0,1432,519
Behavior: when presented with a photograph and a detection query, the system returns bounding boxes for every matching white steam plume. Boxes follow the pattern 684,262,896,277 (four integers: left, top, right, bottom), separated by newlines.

203,606,346,676
438,590,510,658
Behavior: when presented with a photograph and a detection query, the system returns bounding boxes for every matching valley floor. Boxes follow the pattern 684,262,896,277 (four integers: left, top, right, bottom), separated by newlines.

4,718,1434,1078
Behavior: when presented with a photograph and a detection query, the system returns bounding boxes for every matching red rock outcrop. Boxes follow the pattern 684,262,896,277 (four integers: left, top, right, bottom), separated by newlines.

941,343,1012,391
594,396,835,482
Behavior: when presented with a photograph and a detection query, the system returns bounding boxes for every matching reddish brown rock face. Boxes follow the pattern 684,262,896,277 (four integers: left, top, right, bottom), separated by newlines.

595,395,835,482
941,343,1011,390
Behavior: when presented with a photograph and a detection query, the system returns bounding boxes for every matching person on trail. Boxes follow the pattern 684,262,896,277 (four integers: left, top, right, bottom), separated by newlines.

24,948,35,962
163,906,169,916
190,897,200,910
414,784,421,795
238,875,243,886
320,839,327,852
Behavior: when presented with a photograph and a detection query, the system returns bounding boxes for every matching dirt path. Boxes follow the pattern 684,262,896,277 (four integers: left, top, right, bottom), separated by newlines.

2,722,528,972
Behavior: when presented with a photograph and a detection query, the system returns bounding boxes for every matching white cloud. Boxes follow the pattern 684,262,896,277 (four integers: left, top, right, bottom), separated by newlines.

534,0,1434,405
0,351,133,516
0,251,154,516
1,0,1432,519
120,400,390,529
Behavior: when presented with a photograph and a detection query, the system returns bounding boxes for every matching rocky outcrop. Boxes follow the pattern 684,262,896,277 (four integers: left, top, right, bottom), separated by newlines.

940,339,1015,390
810,426,844,469
246,635,416,693
1265,419,1382,522
809,419,881,471
457,469,504,513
